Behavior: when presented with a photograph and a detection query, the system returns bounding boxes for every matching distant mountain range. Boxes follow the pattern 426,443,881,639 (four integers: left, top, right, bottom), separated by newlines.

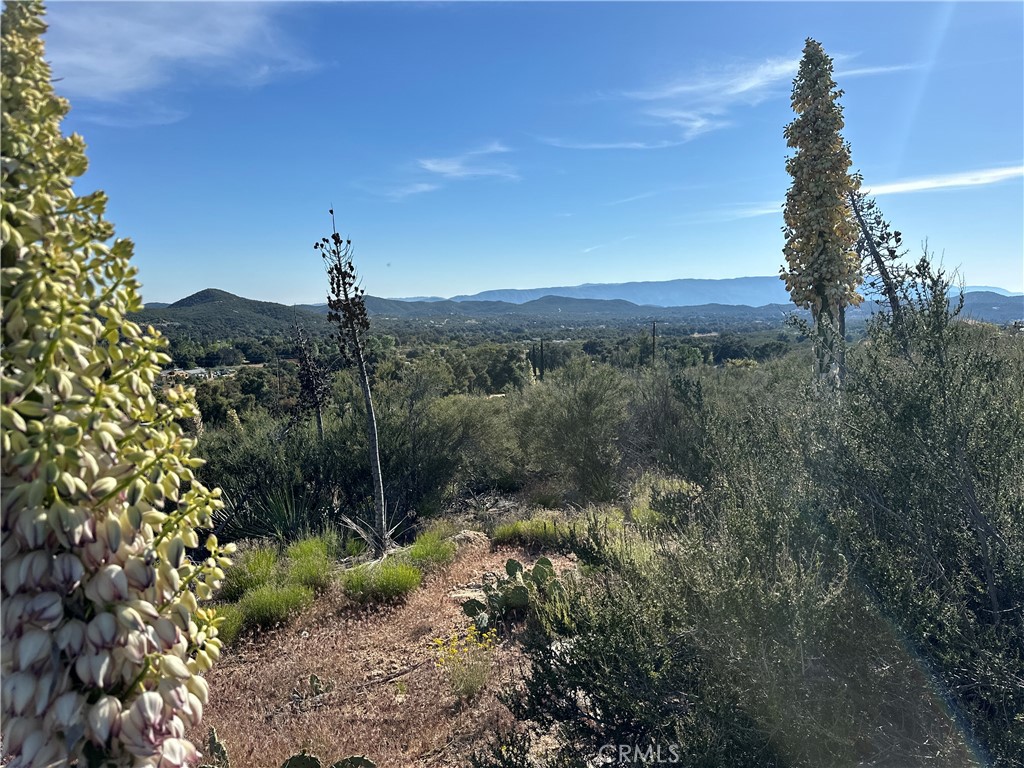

386,276,1022,307
135,282,1024,339
444,277,792,306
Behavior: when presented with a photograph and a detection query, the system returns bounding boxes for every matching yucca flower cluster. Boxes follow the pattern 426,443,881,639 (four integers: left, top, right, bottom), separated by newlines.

1,2,232,765
433,624,497,700
781,38,862,319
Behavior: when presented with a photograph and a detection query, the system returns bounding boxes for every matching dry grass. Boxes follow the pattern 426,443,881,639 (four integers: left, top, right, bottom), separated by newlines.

194,535,569,767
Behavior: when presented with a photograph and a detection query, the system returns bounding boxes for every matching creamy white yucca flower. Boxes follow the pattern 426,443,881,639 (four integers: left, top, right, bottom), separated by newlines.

781,38,861,318
1,2,233,765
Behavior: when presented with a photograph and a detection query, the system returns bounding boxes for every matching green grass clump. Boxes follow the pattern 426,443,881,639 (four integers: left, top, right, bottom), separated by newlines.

344,537,367,557
628,473,699,528
342,560,423,604
491,517,569,553
407,530,457,571
237,583,314,630
218,545,279,602
214,603,244,646
285,535,335,592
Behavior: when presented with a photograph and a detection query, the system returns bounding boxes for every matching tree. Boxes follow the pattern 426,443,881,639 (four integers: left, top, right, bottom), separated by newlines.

781,38,862,385
316,213,388,555
1,2,232,765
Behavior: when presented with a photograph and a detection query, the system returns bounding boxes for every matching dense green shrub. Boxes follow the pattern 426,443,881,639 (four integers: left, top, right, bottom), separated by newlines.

214,603,244,646
506,515,980,767
199,409,374,545
237,584,314,630
285,536,336,592
491,517,572,553
218,545,279,602
514,358,627,501
493,294,1003,765
822,263,1024,763
406,530,457,570
342,560,423,603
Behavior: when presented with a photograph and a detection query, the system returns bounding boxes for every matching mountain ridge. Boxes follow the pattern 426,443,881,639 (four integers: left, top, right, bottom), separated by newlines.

137,287,1024,336
418,276,1021,307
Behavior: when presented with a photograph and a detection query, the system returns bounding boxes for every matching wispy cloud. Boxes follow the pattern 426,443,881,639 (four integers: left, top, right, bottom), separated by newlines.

673,201,783,225
606,190,663,206
864,165,1023,196
604,184,698,206
641,109,731,140
44,3,313,122
418,142,519,180
540,137,686,151
582,235,635,254
549,52,919,151
70,103,190,129
624,57,799,102
384,182,441,200
687,165,1023,223
834,63,922,78
727,202,785,220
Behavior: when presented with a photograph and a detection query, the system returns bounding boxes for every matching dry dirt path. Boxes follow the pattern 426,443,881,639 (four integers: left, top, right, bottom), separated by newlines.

196,536,563,768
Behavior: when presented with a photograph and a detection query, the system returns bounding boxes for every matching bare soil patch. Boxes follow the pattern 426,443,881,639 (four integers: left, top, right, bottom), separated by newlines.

195,537,568,767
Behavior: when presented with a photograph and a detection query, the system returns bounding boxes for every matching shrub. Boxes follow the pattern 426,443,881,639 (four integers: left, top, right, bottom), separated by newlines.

342,560,422,603
214,604,244,646
285,535,335,593
218,545,279,602
514,359,626,501
344,536,368,557
627,472,701,528
237,584,314,630
491,517,570,553
407,530,457,570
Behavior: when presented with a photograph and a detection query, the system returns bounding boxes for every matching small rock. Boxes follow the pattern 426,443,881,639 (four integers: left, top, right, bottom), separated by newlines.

452,530,489,546
449,588,486,604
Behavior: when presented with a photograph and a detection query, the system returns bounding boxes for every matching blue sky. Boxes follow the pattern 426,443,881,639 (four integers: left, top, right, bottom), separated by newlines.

45,1,1023,304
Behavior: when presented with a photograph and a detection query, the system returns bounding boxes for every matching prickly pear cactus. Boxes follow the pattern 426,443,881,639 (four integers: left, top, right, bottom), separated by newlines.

462,558,563,629
279,754,377,768
333,757,377,768
281,754,324,768
199,727,230,768
1,2,233,765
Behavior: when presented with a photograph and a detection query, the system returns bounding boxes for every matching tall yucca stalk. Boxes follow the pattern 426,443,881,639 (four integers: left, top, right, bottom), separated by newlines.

1,3,232,765
315,211,388,556
781,38,862,386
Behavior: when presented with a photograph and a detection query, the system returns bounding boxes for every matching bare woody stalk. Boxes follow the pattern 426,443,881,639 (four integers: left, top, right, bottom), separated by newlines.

847,191,911,361
315,211,388,555
294,323,328,442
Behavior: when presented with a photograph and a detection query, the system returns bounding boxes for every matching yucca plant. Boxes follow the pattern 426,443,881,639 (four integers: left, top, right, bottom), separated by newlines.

1,3,231,764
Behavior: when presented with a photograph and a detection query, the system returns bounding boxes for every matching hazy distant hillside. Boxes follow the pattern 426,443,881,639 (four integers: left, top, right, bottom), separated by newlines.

444,276,1024,308
450,276,790,307
960,291,1024,324
963,285,1024,297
